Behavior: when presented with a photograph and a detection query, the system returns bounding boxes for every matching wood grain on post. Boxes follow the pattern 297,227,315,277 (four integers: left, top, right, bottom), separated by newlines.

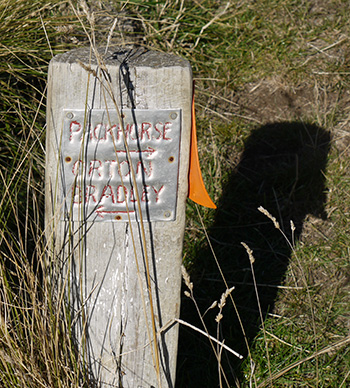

45,47,192,387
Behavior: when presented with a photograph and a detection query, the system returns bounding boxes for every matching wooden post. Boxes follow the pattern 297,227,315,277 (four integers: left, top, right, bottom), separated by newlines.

45,47,192,387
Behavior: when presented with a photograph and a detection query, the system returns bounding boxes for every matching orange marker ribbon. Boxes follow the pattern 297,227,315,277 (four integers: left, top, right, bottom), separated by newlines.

188,83,216,209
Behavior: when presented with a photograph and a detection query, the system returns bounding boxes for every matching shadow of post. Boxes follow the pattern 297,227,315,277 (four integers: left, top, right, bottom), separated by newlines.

176,121,331,387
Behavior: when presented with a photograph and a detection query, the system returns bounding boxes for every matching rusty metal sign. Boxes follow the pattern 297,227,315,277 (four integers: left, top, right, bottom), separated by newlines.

61,108,181,222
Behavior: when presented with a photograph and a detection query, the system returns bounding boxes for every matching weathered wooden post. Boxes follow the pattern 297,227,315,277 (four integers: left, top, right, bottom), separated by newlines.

45,47,192,387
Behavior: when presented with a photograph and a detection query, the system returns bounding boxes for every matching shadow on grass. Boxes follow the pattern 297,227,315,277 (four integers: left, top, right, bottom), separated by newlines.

176,121,331,387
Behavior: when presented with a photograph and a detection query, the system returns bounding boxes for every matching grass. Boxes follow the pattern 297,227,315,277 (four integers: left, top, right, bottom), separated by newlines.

0,1,88,386
1,0,350,387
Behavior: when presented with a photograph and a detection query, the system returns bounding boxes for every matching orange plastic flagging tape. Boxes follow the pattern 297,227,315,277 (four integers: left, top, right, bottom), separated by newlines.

188,85,217,209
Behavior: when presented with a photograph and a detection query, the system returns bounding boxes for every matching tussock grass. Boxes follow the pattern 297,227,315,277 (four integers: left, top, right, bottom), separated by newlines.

1,0,350,387
0,1,88,386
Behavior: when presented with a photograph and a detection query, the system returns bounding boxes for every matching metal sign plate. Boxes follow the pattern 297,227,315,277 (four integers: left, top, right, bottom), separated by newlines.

61,109,181,222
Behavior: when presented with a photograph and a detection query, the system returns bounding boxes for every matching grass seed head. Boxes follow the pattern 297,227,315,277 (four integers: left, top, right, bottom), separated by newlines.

290,220,296,232
215,312,223,323
258,206,280,229
241,242,255,264
181,264,193,292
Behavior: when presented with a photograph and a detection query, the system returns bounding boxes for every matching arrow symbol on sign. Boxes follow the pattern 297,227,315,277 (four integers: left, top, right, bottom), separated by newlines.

115,146,156,158
95,205,135,219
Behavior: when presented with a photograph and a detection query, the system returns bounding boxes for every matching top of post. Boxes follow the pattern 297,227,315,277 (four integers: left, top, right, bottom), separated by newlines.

51,46,190,69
